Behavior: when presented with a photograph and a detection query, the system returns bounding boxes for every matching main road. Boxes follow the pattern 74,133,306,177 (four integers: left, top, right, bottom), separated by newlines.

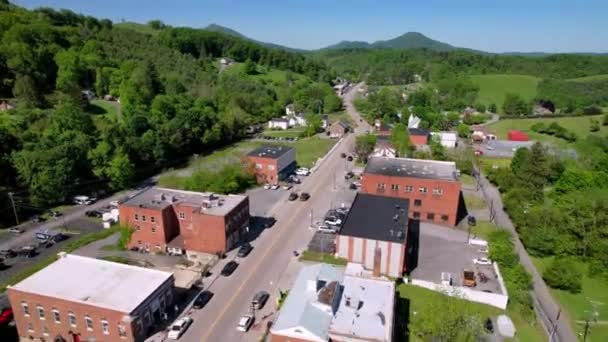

176,84,368,342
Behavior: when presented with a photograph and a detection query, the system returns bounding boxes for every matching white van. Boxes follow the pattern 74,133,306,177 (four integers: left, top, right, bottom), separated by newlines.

73,195,94,205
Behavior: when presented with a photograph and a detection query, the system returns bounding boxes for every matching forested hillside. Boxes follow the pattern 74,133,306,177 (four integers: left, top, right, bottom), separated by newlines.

0,2,338,215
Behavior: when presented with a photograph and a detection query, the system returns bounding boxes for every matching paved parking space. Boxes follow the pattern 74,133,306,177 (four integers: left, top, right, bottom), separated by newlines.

411,223,503,294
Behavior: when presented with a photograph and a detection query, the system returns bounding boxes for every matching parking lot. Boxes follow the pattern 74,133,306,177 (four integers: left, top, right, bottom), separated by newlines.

410,222,503,294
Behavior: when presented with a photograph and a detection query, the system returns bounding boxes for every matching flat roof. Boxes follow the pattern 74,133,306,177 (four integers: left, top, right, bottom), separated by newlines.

247,145,294,159
121,187,247,216
10,254,173,314
364,156,459,181
330,275,395,341
339,193,408,243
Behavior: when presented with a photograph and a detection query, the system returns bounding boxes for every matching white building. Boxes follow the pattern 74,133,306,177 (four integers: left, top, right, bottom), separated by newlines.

285,104,296,116
268,118,290,130
431,131,458,148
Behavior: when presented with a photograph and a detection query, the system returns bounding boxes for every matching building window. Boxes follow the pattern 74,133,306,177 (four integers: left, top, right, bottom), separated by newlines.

42,325,49,336
404,185,413,192
268,165,275,171
134,214,139,221
391,184,399,191
255,163,262,170
179,212,185,220
135,225,141,231
432,188,444,195
150,216,156,223
377,183,386,189
414,199,422,206
413,212,420,219
151,227,156,233
27,323,34,332
101,319,110,335
419,187,428,193
141,215,146,222
68,312,77,327
427,213,435,220
118,324,127,338
52,308,60,323
441,215,449,222
21,302,29,316
37,306,45,320
85,315,94,331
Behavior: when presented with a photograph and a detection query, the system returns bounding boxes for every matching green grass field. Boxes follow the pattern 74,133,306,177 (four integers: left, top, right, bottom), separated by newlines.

486,115,607,147
470,74,540,109
262,128,305,138
532,257,608,341
464,193,487,210
568,74,608,82
470,220,498,240
460,174,477,187
114,22,159,35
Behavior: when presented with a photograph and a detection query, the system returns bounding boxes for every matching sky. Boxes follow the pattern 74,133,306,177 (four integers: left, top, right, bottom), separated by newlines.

14,0,608,53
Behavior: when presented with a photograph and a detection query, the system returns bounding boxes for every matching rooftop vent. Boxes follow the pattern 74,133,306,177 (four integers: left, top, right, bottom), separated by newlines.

397,231,405,239
393,214,399,221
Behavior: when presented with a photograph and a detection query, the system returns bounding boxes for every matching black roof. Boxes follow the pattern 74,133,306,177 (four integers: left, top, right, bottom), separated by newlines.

408,127,430,136
247,145,294,159
364,156,458,181
339,193,409,243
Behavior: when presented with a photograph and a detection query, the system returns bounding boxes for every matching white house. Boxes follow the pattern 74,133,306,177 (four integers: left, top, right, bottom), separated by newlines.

431,131,458,148
285,104,296,116
294,113,307,126
220,57,234,66
268,118,290,130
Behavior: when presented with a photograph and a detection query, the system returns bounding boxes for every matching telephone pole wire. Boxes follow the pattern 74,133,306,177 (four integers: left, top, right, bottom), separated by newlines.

8,192,19,225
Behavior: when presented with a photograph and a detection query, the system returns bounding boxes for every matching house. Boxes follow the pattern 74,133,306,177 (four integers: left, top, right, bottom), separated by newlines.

372,136,396,158
413,73,422,82
119,188,250,259
270,263,395,342
220,57,234,66
268,118,290,130
507,130,529,141
329,121,349,139
430,131,458,148
336,193,410,277
246,145,296,184
294,113,307,126
360,156,462,226
471,125,496,142
7,253,174,342
408,128,430,145
0,100,14,111
285,104,296,116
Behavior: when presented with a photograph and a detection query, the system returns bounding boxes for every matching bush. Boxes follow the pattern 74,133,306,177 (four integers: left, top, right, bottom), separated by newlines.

590,119,600,132
531,122,546,132
488,230,519,268
542,257,583,293
583,105,602,115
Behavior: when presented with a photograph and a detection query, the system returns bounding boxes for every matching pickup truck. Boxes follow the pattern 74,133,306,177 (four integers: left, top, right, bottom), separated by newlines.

463,269,477,287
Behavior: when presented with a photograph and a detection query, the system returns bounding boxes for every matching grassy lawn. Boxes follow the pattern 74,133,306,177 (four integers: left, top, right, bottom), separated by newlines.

114,22,159,35
532,257,608,341
486,115,607,148
470,74,540,109
290,136,336,168
460,174,477,187
0,227,119,292
327,111,355,126
478,156,512,174
470,220,498,240
299,250,347,266
464,193,487,210
397,283,544,341
568,74,608,82
262,128,305,138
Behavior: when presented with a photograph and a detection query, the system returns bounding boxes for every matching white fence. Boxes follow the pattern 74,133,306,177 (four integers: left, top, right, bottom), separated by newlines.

409,278,509,310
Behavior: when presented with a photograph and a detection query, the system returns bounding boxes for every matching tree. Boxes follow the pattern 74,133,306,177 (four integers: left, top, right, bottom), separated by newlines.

430,138,448,160
502,93,531,116
302,114,322,137
107,149,135,189
323,93,342,113
390,123,412,157
488,103,497,113
590,119,600,132
603,114,608,126
243,59,256,75
147,19,165,30
474,102,486,113
542,258,582,293
456,123,470,138
354,135,377,163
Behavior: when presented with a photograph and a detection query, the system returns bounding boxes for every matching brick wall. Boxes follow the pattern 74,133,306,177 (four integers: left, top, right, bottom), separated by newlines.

409,134,429,145
361,174,461,226
119,205,178,251
247,156,279,184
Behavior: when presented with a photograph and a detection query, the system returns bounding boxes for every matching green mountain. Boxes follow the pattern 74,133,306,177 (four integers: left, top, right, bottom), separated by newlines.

321,32,457,51
203,23,306,53
322,40,372,50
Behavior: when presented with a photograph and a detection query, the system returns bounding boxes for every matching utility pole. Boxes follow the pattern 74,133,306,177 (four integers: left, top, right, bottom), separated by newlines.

8,192,19,225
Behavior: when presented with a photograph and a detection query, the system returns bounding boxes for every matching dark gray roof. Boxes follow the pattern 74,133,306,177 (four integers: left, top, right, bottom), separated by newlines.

364,156,458,181
339,193,408,243
247,145,294,159
408,127,430,136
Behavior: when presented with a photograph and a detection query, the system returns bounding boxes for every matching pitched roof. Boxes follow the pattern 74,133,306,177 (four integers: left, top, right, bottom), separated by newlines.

338,193,408,243
364,156,459,181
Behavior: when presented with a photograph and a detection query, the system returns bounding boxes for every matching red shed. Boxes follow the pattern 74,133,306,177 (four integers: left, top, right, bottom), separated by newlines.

508,130,529,141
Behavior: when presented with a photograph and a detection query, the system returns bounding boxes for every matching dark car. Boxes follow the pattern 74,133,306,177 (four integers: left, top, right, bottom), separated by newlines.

251,291,270,310
288,192,299,201
0,249,16,259
484,318,494,333
289,175,302,184
237,243,253,257
347,155,353,161
0,308,13,327
17,246,36,258
221,261,238,276
31,215,44,223
192,290,214,309
85,210,102,218
340,153,346,158
264,217,276,228
468,216,477,226
299,193,310,201
344,171,354,179
349,183,357,190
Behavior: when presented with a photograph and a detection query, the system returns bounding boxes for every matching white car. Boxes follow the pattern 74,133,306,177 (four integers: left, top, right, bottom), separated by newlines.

236,314,254,332
167,316,193,340
263,183,271,190
478,247,489,254
295,168,310,176
324,216,342,226
270,184,280,190
109,200,119,207
473,258,492,265
8,227,24,234
282,183,293,190
73,195,95,205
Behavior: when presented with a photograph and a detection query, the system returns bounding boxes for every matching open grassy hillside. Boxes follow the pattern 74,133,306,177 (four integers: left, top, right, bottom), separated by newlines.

470,74,540,109
114,22,160,35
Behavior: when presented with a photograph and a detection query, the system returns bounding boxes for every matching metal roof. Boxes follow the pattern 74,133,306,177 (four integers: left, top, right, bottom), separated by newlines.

364,156,459,181
247,145,294,159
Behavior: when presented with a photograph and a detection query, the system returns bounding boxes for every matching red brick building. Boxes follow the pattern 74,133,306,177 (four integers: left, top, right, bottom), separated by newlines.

7,253,174,342
246,145,296,185
408,128,430,145
119,188,249,258
361,156,462,226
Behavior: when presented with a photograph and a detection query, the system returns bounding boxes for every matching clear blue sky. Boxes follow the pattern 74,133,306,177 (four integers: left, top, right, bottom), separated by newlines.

14,0,608,52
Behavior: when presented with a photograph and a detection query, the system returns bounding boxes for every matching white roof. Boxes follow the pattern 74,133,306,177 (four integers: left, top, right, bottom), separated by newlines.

329,274,395,341
431,131,458,141
10,254,173,313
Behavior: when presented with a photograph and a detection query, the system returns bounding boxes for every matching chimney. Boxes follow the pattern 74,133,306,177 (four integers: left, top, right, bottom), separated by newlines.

373,247,382,277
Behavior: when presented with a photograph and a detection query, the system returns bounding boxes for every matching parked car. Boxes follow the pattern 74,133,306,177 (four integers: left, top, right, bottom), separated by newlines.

263,217,276,228
221,261,238,276
237,243,253,257
344,171,354,179
251,291,270,310
73,195,96,205
473,258,492,265
17,246,36,258
282,183,293,190
324,214,342,226
167,316,193,339
263,183,271,190
270,183,280,190
0,249,16,258
8,227,24,234
349,183,357,190
467,216,477,226
288,192,299,201
352,181,361,188
318,224,337,234
85,210,102,218
192,290,214,309
236,314,254,332
335,207,350,215
48,210,62,218
340,152,347,158
478,247,489,254
0,308,13,327
31,215,44,223
295,167,310,176
299,193,310,201
347,155,353,161
289,175,302,184
484,318,494,333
